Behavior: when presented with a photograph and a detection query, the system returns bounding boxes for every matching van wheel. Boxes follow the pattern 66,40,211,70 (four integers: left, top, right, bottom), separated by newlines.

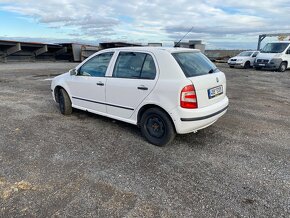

140,108,176,146
58,89,72,115
278,62,287,72
244,61,251,69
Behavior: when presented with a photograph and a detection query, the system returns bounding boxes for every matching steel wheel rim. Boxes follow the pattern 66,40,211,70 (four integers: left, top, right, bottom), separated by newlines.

146,115,165,138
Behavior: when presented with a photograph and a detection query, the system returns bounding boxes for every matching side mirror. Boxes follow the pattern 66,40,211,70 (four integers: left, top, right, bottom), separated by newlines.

69,69,77,75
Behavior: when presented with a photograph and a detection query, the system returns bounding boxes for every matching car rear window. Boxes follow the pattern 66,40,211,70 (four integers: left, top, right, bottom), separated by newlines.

172,52,218,77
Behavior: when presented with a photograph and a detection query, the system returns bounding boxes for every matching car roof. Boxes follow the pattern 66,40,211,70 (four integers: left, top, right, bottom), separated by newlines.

102,46,200,54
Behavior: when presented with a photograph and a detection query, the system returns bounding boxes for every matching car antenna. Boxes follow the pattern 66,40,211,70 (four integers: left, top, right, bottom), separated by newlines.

174,26,194,48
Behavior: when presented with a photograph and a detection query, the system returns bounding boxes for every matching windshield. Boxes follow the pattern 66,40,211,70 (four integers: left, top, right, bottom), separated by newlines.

238,51,253,57
261,43,290,53
172,52,218,77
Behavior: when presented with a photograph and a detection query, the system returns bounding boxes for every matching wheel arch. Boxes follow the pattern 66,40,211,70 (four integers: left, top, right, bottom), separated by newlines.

279,61,288,71
137,104,176,130
244,60,251,67
54,85,70,103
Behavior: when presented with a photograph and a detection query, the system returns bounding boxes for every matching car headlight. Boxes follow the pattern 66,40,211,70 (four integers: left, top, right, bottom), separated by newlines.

236,59,243,62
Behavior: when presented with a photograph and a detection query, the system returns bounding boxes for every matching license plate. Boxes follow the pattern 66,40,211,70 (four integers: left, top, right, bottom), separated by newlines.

259,64,265,66
208,85,223,99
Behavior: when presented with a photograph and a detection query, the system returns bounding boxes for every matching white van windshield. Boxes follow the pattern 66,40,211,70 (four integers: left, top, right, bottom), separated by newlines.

261,43,290,53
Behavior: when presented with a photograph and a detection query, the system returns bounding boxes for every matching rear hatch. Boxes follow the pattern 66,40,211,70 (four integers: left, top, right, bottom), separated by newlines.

172,51,227,108
188,72,226,108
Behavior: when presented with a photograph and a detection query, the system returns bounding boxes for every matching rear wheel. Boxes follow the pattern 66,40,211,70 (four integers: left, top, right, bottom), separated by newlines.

229,66,234,68
244,61,251,69
278,62,287,72
58,89,72,115
140,108,176,146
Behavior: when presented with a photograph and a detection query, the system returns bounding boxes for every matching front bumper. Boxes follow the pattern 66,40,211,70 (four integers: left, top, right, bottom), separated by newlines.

228,62,244,67
254,58,282,70
169,97,229,134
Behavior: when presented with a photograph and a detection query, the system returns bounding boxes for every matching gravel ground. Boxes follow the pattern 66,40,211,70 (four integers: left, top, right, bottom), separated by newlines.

0,62,289,217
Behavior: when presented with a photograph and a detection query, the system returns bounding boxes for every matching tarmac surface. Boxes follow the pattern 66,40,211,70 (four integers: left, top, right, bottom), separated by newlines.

0,62,289,217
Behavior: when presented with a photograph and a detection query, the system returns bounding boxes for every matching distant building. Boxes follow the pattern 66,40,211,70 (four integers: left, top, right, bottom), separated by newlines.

99,42,141,49
0,39,206,63
174,40,206,53
148,43,163,47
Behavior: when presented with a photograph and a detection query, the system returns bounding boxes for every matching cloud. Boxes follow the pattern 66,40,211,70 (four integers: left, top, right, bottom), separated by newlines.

0,0,290,48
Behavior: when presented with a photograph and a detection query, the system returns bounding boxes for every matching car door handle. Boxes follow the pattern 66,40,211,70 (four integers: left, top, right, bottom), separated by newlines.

96,82,104,86
137,86,148,90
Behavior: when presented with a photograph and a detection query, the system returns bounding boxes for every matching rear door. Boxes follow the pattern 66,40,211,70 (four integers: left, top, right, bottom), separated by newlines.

105,51,158,119
172,51,226,108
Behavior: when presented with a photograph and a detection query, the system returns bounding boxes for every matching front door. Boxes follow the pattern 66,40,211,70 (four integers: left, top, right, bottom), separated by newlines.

106,51,158,119
67,52,114,113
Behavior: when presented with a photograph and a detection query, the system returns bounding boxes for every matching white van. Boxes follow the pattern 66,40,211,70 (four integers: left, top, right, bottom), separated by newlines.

254,41,290,72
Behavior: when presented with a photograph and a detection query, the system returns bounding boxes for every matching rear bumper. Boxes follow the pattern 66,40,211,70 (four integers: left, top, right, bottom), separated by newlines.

170,97,229,134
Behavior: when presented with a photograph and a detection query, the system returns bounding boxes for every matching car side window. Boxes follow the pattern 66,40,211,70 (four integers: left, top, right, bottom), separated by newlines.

140,55,156,80
252,52,259,57
113,52,156,79
287,48,290,55
78,52,113,77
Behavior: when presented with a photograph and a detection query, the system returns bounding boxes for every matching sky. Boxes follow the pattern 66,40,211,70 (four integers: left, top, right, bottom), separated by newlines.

0,0,290,49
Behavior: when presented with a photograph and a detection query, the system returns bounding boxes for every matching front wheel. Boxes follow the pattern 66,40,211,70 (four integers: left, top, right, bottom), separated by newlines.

58,89,72,115
244,61,251,69
140,108,176,146
278,62,287,72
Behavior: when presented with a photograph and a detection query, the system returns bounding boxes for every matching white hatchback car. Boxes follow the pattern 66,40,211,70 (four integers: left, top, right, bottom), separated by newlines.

228,51,259,68
51,47,229,146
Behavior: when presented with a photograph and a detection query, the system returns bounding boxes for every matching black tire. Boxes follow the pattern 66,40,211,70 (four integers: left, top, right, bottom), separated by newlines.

230,66,234,68
140,108,176,146
244,61,251,69
58,89,72,115
255,67,261,70
278,62,287,72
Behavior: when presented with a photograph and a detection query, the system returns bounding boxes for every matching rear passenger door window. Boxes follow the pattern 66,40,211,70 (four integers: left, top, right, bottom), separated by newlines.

141,55,156,80
113,52,156,80
78,52,113,77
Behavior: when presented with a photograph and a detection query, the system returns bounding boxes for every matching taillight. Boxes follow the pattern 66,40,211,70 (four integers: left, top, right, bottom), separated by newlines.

180,85,198,109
